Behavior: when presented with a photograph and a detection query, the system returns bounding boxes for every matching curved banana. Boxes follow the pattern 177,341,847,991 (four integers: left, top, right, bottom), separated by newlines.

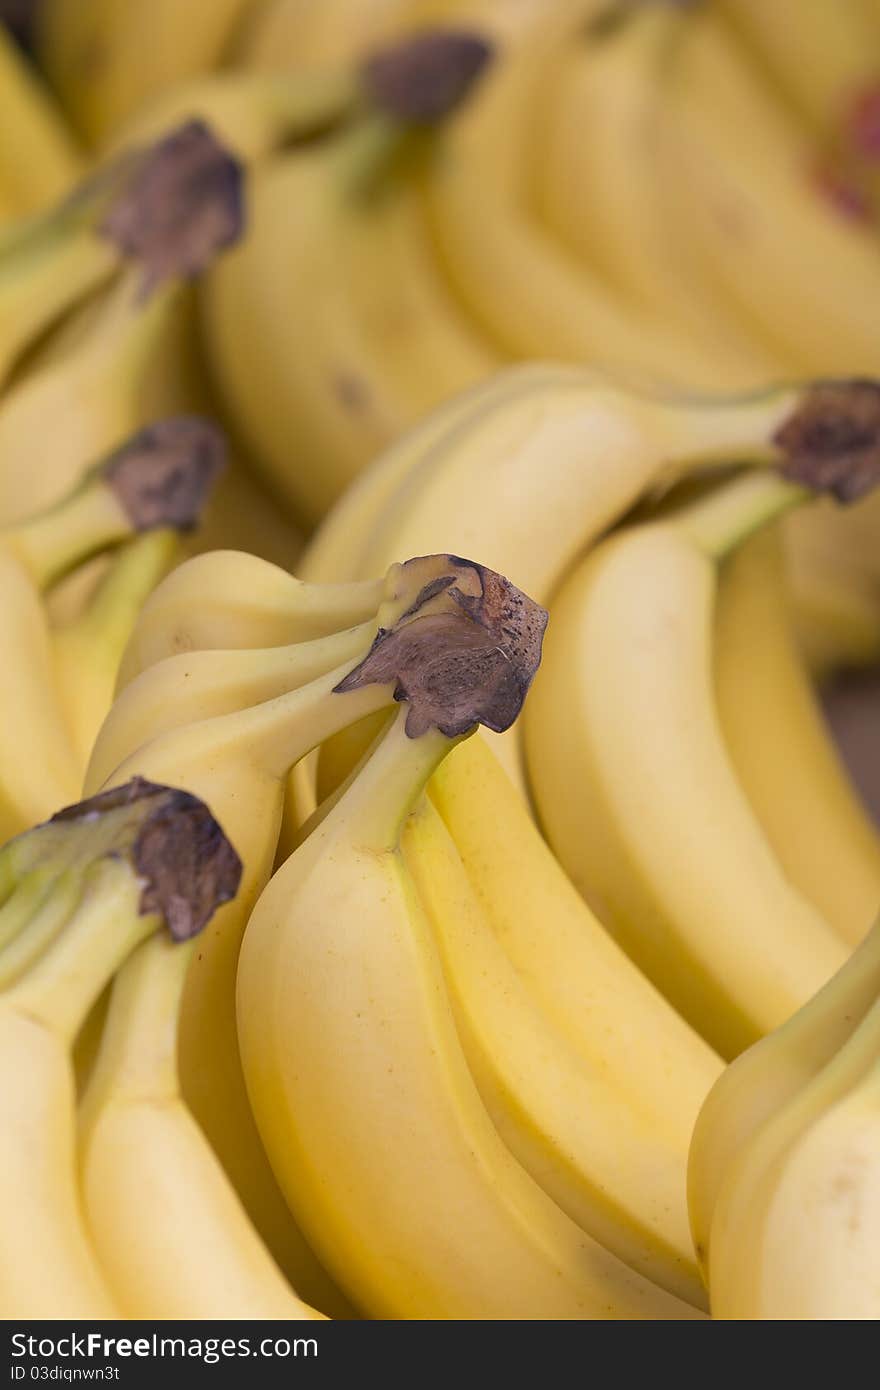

0,24,83,219
0,778,239,1319
80,931,325,1319
239,707,702,1319
652,6,880,374
688,914,880,1275
533,1,789,388
714,527,880,945
203,37,500,527
38,0,257,146
402,788,709,1307
707,940,880,1318
116,548,384,687
525,467,859,1059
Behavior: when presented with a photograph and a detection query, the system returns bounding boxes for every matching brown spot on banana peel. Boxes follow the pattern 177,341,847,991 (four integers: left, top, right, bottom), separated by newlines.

334,556,548,739
50,777,241,942
103,417,226,533
99,120,245,301
774,380,880,503
360,31,494,125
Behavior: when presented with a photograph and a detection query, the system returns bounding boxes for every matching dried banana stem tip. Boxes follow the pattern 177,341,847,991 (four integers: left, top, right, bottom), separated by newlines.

360,30,494,124
103,417,227,533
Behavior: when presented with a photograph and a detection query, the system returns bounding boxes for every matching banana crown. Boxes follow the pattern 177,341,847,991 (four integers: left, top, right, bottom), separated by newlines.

98,416,227,534
97,119,245,299
6,777,241,943
337,554,548,738
359,31,494,126
775,378,880,501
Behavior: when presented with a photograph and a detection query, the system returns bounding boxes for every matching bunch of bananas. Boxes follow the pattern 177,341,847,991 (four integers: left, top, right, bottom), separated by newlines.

0,0,877,1322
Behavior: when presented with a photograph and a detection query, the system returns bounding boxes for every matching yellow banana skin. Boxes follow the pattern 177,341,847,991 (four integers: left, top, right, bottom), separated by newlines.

88,668,393,1318
524,478,848,1060
533,2,789,387
116,548,384,687
38,0,257,147
687,914,880,1277
707,941,880,1318
0,25,83,220
0,857,148,1321
90,620,376,793
238,711,703,1320
714,528,880,946
652,7,880,375
203,117,500,529
402,791,708,1308
80,932,325,1319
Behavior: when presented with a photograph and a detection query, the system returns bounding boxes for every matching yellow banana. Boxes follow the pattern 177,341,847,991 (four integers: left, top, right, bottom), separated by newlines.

688,914,880,1275
652,6,880,374
0,777,240,1317
202,33,499,527
0,23,83,218
403,787,709,1307
239,704,702,1320
524,465,869,1059
239,0,415,71
533,1,789,387
80,931,325,1319
38,0,258,146
714,527,880,945
707,933,880,1318
116,548,384,687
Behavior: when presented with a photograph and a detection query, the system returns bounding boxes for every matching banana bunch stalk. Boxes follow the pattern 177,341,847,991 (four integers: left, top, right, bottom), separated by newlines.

0,417,222,843
0,118,243,525
0,774,324,1319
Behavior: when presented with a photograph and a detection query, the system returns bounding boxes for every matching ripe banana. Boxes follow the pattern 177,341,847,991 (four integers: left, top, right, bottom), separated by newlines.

240,681,704,1320
714,527,880,945
524,458,879,1058
532,0,790,387
0,426,220,842
707,930,880,1318
652,5,880,375
80,930,325,1319
116,547,384,687
0,23,83,219
203,32,499,527
238,0,415,72
38,0,258,146
0,777,239,1318
688,913,880,1276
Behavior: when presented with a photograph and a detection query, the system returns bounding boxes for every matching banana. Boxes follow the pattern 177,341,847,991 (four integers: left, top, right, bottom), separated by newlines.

0,418,223,841
104,65,359,163
38,0,258,146
0,123,245,526
717,0,880,148
51,530,180,777
523,451,880,1059
420,0,766,393
714,527,880,945
784,490,880,674
707,936,880,1318
90,620,378,793
652,6,880,375
202,32,499,527
90,556,509,1315
532,0,789,388
0,23,83,219
239,701,701,1319
116,548,385,687
402,789,709,1307
0,776,238,1318
688,914,880,1276
79,930,325,1319
238,0,415,71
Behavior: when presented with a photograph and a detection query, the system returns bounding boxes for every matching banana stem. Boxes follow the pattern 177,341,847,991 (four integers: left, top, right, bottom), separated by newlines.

672,469,809,560
63,529,179,665
0,868,87,989
330,706,466,854
81,934,191,1129
3,862,152,1043
3,476,133,591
